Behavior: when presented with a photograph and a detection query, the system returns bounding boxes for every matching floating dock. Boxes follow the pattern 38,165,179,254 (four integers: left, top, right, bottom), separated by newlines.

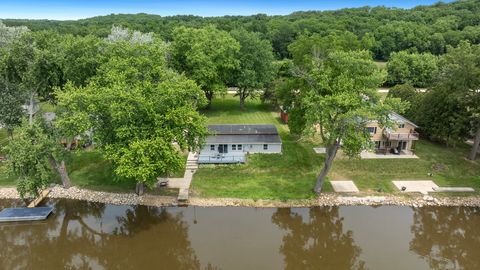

0,207,53,222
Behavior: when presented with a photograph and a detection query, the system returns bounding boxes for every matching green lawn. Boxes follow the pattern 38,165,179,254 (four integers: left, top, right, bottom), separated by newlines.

192,94,480,199
67,150,187,192
193,95,329,200
66,150,137,192
332,141,480,193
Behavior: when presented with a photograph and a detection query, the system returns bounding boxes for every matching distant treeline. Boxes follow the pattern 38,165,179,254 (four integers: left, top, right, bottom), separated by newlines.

2,0,480,60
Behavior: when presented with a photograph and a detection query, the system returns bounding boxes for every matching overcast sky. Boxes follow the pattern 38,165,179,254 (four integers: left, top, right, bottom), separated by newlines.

0,0,451,20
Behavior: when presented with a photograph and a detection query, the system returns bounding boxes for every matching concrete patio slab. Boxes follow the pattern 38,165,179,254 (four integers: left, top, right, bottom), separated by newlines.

432,187,475,192
313,147,326,154
331,181,359,193
361,151,419,159
392,180,438,195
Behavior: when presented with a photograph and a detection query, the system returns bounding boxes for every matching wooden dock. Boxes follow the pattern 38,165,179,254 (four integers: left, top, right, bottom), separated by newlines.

0,207,53,222
27,188,50,208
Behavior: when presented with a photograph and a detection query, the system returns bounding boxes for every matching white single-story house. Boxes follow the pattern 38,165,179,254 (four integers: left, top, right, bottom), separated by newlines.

198,124,282,163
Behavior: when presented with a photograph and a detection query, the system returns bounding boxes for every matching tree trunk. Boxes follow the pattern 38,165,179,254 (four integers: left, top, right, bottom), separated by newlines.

135,182,145,196
468,127,480,160
48,155,72,188
66,137,74,151
28,91,35,125
314,143,339,194
7,128,13,139
205,91,214,109
240,95,245,111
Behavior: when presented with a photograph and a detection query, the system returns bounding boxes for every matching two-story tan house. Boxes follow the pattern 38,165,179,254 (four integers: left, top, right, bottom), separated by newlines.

366,112,419,154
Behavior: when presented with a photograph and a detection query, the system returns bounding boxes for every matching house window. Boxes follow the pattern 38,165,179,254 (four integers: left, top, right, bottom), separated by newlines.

398,123,405,128
263,144,268,150
238,144,243,150
367,127,377,134
210,145,215,151
232,145,236,150
375,141,381,149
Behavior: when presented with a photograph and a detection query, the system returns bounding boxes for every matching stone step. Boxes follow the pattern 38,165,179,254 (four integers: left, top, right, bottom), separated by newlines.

177,188,189,202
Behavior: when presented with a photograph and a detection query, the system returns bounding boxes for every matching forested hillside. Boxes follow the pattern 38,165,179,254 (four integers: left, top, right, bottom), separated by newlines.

2,0,480,60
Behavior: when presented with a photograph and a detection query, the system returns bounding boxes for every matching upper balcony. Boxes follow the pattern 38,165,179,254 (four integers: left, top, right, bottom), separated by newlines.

383,130,419,141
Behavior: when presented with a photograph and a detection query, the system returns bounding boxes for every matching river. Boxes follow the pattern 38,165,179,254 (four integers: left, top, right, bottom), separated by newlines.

0,199,478,270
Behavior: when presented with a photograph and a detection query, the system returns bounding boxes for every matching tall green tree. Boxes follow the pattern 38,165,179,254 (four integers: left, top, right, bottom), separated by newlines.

0,20,29,49
424,41,480,159
231,29,275,110
299,50,404,193
59,34,103,87
56,40,208,194
2,120,71,198
0,77,25,136
386,51,439,87
4,31,64,124
170,25,240,107
288,31,375,69
387,83,423,123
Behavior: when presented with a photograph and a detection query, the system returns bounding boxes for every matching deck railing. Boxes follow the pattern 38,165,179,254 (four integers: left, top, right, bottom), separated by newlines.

383,131,419,140
198,154,246,164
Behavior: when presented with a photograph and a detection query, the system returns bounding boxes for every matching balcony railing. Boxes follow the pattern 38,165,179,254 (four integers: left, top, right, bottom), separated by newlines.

383,131,419,140
198,153,246,164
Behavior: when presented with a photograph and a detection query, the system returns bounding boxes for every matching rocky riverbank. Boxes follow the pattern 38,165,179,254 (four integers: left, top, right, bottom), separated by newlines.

1,185,480,208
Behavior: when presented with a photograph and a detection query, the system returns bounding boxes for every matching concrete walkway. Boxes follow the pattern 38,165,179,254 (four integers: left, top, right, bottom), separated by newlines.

361,151,419,159
392,180,438,195
331,181,359,193
159,152,198,202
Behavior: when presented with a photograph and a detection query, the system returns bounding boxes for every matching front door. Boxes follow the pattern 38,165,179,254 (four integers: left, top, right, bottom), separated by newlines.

398,141,407,151
218,144,228,154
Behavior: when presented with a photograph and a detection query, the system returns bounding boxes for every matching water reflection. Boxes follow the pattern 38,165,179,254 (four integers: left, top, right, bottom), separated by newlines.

272,207,367,270
1,200,480,270
0,200,205,270
410,207,480,270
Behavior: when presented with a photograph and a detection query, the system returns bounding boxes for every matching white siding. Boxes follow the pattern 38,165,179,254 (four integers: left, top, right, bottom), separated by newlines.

200,143,282,156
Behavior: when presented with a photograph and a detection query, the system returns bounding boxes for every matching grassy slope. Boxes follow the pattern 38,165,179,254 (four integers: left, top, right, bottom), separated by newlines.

192,94,480,199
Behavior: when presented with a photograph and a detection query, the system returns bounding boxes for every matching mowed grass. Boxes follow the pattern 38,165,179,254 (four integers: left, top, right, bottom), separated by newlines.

66,150,137,192
193,95,328,200
332,141,480,193
192,94,480,199
67,150,187,192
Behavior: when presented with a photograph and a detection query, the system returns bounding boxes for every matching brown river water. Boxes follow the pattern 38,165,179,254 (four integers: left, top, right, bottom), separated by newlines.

0,199,479,270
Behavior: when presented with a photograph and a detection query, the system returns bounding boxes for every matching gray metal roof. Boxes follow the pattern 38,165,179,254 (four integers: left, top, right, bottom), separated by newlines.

390,112,419,128
206,124,282,144
208,124,279,135
206,134,282,144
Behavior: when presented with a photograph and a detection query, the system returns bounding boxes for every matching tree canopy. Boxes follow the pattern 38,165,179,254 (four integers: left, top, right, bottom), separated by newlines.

56,40,208,193
170,25,240,106
299,50,405,193
231,29,276,110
